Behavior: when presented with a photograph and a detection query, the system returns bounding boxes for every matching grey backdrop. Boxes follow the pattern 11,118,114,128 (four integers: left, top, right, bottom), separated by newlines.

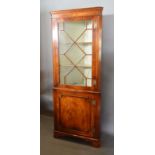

40,0,114,135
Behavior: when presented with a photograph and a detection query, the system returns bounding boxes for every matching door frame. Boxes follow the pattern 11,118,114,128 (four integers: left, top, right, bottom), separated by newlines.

52,15,102,91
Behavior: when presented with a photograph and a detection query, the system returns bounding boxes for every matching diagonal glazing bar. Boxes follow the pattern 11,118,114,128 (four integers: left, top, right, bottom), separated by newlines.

64,52,76,67
62,43,74,55
65,28,87,44
75,54,86,66
61,29,85,56
75,66,87,79
62,54,86,83
75,42,87,55
64,67,74,83
59,30,74,55
63,29,87,55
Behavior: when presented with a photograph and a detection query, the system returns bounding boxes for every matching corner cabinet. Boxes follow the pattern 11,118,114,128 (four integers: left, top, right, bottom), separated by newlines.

50,7,103,147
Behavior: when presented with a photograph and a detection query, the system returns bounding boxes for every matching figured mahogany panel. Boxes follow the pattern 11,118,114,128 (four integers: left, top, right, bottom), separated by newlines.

59,95,91,132
53,89,101,138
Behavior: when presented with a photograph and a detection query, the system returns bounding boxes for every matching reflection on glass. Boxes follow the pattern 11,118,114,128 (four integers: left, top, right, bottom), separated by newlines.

58,20,93,86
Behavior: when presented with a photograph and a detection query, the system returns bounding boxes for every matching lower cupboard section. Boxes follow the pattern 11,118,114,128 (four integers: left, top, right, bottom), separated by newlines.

53,88,101,146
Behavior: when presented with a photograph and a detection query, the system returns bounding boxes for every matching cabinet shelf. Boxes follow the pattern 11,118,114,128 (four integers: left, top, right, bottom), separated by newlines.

60,42,92,45
60,65,92,68
78,42,92,44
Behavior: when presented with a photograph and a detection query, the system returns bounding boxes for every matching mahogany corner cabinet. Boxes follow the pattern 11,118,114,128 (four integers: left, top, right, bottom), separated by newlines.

50,7,103,147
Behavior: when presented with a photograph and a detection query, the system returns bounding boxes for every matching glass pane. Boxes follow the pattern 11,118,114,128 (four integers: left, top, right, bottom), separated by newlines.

77,30,92,43
87,21,93,29
59,22,64,31
60,66,73,84
77,43,92,54
59,55,73,66
77,29,92,54
58,20,93,87
64,21,86,41
59,31,73,54
87,79,92,87
65,68,86,86
78,67,92,78
66,44,85,64
77,55,92,67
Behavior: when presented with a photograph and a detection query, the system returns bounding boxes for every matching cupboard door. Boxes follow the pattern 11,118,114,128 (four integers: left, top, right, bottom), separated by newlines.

55,92,97,137
57,18,96,88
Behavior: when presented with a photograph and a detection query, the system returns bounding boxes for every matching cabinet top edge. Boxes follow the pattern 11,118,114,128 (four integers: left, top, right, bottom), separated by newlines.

50,7,103,18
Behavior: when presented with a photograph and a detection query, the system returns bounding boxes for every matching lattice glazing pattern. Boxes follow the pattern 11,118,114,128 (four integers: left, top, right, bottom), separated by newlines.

58,20,93,86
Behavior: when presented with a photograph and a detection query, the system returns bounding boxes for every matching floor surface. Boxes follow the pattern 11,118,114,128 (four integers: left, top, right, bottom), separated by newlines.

40,115,114,155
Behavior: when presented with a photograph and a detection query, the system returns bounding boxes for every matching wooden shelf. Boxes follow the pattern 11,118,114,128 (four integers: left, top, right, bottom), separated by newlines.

61,42,92,45
78,42,92,44
60,65,92,68
77,65,92,68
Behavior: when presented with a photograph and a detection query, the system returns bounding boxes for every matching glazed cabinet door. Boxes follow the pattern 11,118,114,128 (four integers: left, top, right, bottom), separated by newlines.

54,90,100,138
52,16,101,91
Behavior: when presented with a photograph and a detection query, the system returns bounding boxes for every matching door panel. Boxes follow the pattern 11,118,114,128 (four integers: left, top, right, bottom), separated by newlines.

59,95,91,132
54,90,98,137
